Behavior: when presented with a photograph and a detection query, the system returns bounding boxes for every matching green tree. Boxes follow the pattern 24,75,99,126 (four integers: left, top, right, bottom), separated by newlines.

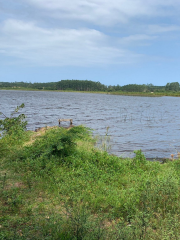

166,82,180,91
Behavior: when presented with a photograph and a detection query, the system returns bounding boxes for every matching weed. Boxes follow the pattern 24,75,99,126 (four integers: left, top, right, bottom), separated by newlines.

95,126,112,152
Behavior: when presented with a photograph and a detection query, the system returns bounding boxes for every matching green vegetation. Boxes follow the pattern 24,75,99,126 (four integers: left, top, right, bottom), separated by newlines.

56,80,107,91
1,80,180,96
0,80,106,92
0,104,27,135
165,82,180,92
1,106,180,239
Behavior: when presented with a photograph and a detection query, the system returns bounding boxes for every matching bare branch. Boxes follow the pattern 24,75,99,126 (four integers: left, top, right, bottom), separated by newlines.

0,112,7,118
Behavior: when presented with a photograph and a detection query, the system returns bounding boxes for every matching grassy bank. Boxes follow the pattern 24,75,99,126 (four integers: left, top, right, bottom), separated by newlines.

1,87,180,97
108,91,180,97
1,122,180,239
109,91,180,97
0,87,108,95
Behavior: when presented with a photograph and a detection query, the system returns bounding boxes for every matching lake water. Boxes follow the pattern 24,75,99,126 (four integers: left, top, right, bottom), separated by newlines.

1,90,180,159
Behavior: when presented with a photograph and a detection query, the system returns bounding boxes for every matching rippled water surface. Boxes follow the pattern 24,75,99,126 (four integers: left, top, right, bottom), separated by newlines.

1,90,180,158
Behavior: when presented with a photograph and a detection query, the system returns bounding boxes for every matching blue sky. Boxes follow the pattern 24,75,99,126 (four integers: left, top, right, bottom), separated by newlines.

0,0,180,86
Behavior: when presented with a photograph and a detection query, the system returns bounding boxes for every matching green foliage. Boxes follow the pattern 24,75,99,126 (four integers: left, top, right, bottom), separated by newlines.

56,204,106,240
8,126,92,179
165,82,180,92
0,104,30,158
132,150,147,167
57,79,107,91
1,80,180,95
0,103,27,136
121,84,147,92
2,121,180,239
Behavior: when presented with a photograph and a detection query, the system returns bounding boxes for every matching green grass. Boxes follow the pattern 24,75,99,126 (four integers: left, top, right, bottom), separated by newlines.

1,126,180,239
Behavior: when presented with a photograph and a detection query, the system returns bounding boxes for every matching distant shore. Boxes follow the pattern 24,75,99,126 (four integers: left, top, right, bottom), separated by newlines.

1,87,180,97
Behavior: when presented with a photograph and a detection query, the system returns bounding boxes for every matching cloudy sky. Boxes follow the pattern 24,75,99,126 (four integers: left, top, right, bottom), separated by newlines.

0,0,180,85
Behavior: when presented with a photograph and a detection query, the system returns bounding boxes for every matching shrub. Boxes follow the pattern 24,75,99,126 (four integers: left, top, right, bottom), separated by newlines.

0,103,27,136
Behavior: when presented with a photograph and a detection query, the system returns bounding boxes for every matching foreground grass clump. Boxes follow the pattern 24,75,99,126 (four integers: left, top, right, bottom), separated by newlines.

1,123,180,239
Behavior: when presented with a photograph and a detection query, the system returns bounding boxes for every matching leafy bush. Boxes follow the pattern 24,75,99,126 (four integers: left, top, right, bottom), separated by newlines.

9,126,92,178
132,150,147,165
0,104,29,158
0,103,27,136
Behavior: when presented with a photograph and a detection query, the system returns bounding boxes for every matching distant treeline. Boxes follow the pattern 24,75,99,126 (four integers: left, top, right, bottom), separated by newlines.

0,80,180,92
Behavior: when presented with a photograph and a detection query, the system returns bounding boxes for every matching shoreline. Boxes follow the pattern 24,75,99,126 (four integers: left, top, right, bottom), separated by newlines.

1,88,180,97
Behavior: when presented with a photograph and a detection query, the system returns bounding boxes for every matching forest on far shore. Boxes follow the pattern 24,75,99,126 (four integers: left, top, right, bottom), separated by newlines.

0,80,180,93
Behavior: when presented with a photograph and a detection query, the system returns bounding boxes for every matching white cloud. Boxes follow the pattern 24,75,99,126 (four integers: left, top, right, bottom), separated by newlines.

0,1,180,68
0,19,142,66
119,25,180,44
25,0,180,25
